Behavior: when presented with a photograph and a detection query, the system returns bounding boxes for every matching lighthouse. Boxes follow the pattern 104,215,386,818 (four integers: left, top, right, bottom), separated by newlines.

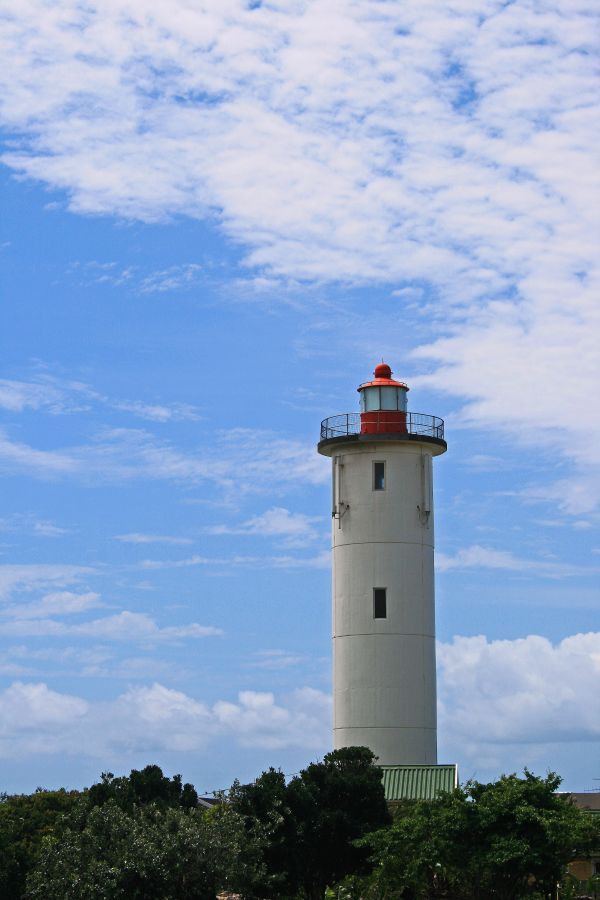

318,362,447,766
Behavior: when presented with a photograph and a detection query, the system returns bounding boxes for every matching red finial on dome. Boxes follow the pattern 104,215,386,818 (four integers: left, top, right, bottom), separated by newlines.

374,361,392,379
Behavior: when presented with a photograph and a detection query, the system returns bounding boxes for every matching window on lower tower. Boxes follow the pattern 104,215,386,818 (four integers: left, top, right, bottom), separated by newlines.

373,587,387,619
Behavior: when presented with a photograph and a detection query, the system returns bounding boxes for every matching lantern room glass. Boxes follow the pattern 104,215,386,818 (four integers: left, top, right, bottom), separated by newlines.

360,386,407,412
363,387,380,412
380,386,397,410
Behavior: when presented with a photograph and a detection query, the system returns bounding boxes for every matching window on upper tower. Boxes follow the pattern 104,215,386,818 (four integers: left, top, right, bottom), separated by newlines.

373,587,387,618
373,461,385,490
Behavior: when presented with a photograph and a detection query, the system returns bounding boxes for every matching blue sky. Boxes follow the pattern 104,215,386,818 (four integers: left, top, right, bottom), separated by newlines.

1,0,599,795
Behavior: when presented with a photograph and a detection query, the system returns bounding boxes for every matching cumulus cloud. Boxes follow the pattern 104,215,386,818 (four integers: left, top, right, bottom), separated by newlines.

213,687,331,750
0,681,331,759
438,632,600,755
2,629,599,766
0,682,88,756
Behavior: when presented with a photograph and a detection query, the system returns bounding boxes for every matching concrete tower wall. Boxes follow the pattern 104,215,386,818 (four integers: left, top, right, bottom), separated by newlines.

327,439,442,765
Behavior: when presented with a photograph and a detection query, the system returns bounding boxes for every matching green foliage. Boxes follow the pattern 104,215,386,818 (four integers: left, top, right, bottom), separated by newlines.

25,799,262,900
87,764,198,812
349,770,600,900
232,746,390,900
230,767,299,898
4,761,598,900
0,788,82,900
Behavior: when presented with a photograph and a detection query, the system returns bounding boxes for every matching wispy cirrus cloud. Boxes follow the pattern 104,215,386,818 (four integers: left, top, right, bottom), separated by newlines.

0,514,69,538
436,544,595,578
115,533,194,546
0,591,102,620
0,611,222,642
2,0,598,510
67,260,203,295
208,506,323,547
140,550,330,572
0,374,201,422
0,564,92,600
0,425,328,496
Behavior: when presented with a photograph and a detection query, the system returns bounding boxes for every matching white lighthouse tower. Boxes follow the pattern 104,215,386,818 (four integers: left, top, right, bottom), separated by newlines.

318,362,447,766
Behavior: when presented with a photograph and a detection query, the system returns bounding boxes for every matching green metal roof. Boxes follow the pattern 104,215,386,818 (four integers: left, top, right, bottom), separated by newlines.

381,764,458,801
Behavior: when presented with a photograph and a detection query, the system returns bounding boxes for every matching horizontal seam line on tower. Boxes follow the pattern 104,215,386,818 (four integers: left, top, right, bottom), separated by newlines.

333,726,437,731
332,541,433,547
333,632,435,638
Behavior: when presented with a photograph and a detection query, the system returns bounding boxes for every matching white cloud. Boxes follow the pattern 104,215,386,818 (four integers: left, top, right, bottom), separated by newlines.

213,687,330,750
2,629,599,767
115,533,194,545
436,544,594,578
0,610,222,642
1,1,598,507
0,681,88,755
208,506,323,547
0,430,79,476
67,261,203,296
0,426,328,505
137,263,203,294
0,372,201,423
251,649,307,670
0,514,69,538
0,564,92,600
141,550,330,571
1,590,102,620
0,680,331,758
0,379,70,413
438,632,600,753
112,401,201,422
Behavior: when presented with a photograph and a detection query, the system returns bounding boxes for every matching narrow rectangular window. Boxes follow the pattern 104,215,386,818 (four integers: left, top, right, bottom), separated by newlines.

373,461,385,491
373,588,387,619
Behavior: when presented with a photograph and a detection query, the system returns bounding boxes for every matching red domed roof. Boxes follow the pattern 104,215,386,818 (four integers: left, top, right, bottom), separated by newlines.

357,361,408,393
374,362,392,379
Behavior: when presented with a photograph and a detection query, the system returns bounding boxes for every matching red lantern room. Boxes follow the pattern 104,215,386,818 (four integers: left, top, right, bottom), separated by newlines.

358,362,409,434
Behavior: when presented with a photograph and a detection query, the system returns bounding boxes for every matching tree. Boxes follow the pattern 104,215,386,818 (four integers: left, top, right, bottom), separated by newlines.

25,798,262,900
347,770,600,900
231,767,301,898
0,788,82,900
231,746,390,900
289,746,391,900
87,764,198,812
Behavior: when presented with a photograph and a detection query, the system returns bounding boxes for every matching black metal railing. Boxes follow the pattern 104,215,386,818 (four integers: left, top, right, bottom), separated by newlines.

320,412,445,442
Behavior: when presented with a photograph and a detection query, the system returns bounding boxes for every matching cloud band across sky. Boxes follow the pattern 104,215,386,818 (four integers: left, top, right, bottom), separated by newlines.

2,0,599,508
